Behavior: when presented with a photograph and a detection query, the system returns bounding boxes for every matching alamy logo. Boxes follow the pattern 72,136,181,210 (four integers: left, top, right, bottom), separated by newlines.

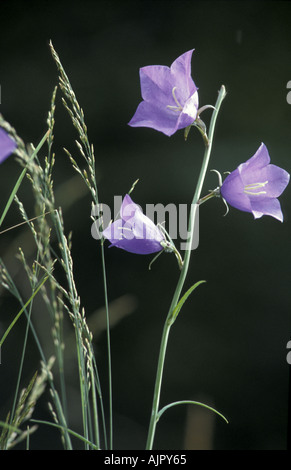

91,196,199,251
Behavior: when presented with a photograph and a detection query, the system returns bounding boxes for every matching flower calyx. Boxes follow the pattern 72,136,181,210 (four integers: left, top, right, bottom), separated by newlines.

198,169,229,215
184,104,215,145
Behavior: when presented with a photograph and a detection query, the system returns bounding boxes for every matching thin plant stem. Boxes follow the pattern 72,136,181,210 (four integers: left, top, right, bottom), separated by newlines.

100,241,112,449
0,275,49,348
53,210,90,447
8,300,34,444
49,42,112,448
31,419,99,450
88,347,100,449
0,260,73,449
145,85,226,450
0,130,50,229
198,188,220,206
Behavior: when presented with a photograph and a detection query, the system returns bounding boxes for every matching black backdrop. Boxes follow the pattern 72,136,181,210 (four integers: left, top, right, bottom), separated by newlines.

0,0,290,450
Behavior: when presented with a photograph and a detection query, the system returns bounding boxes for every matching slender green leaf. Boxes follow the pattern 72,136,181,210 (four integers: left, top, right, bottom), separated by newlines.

0,421,21,434
157,400,228,424
0,130,50,228
170,280,206,323
30,419,99,450
0,275,48,347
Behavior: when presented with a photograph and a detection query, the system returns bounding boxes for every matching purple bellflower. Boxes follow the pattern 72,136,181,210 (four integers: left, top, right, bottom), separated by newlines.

102,194,167,255
128,50,200,136
0,127,16,163
102,194,184,269
220,143,290,222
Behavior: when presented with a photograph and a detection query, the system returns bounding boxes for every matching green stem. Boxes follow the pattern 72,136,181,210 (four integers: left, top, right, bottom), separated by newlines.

100,241,113,450
198,188,220,206
0,130,50,229
0,275,49,347
145,85,226,450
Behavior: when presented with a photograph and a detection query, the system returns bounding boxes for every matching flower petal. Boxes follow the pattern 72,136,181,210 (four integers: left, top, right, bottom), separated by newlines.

128,100,179,136
131,210,164,244
238,143,270,179
103,218,164,254
116,235,164,254
220,170,252,213
102,194,165,254
265,164,290,197
170,49,197,105
128,50,198,136
139,65,174,106
250,197,284,222
120,194,142,221
176,91,199,129
220,143,290,221
0,128,16,163
102,218,129,246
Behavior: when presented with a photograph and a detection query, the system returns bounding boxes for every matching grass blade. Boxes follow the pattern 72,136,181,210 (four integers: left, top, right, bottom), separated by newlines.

30,419,99,449
0,130,50,228
0,275,48,348
157,400,228,424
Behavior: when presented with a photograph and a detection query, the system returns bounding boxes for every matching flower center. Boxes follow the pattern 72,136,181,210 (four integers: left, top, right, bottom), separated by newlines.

166,87,183,113
117,226,133,240
243,181,268,195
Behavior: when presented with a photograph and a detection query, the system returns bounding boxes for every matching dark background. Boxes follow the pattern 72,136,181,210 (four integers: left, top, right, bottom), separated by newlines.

0,0,290,450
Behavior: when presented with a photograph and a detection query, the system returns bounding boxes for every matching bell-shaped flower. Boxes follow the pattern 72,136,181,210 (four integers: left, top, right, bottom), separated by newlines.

102,194,166,254
128,49,199,136
0,127,16,163
220,143,290,222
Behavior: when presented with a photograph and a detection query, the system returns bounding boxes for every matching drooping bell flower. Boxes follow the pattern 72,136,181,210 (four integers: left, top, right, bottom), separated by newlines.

0,127,16,163
102,194,167,254
220,143,290,222
128,50,199,136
